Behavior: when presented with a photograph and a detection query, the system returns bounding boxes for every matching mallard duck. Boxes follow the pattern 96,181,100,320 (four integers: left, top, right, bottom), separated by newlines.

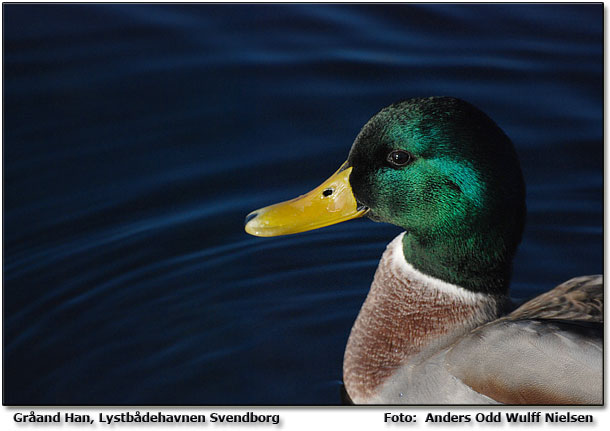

244,97,603,405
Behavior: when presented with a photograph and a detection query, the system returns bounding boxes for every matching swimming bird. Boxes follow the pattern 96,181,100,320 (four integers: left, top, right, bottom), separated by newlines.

244,97,602,404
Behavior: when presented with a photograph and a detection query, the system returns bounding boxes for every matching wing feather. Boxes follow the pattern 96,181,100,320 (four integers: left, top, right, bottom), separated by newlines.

445,275,603,404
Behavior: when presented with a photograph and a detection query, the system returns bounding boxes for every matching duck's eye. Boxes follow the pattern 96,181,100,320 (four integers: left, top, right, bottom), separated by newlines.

386,150,413,167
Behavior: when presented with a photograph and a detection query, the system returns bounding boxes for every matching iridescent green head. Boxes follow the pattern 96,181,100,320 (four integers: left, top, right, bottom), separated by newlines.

348,97,526,293
245,97,526,294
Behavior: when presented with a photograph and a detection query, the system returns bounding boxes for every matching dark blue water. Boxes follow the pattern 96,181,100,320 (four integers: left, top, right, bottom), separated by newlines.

3,4,602,405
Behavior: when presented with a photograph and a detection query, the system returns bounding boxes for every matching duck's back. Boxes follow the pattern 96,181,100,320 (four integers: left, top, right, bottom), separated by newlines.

445,275,603,405
353,267,603,404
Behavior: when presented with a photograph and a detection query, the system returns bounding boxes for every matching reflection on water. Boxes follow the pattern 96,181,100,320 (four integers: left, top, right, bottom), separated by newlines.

3,4,602,404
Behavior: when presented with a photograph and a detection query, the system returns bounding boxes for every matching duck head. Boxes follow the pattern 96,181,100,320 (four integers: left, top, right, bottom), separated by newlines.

245,97,526,294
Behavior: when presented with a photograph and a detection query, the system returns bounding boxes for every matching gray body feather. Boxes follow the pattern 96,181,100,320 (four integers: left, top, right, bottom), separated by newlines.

368,275,603,404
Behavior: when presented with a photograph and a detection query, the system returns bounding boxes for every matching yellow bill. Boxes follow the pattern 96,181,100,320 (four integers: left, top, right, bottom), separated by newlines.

244,162,368,237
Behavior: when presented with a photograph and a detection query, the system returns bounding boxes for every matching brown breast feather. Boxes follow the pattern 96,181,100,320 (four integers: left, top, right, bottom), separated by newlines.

343,241,500,401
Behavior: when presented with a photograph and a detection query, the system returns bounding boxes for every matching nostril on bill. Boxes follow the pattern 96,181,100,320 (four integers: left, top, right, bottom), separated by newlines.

322,188,334,197
245,212,259,226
